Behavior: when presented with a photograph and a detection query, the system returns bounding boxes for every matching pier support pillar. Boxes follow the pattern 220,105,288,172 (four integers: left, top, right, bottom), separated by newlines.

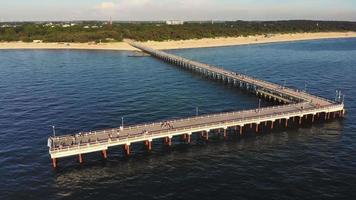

311,115,315,123
52,158,57,168
78,154,83,164
279,119,282,125
124,144,130,156
223,129,227,139
255,123,259,133
299,116,302,125
147,141,152,151
325,112,329,120
285,118,288,128
240,125,243,135
182,134,187,141
271,121,274,129
102,150,107,159
250,123,253,129
168,137,172,146
187,134,191,144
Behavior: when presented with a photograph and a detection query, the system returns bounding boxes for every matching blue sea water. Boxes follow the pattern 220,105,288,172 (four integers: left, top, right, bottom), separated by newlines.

0,38,356,199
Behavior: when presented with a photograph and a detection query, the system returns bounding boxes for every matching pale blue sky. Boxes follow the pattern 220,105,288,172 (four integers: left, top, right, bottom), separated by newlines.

1,0,356,21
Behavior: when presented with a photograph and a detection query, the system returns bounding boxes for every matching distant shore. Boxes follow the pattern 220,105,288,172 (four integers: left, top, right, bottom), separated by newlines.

1,32,356,51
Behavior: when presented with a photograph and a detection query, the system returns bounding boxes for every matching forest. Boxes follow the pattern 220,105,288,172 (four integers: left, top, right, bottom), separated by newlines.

1,20,356,43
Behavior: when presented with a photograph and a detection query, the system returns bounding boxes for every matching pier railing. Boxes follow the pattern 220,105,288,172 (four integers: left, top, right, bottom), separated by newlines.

49,103,343,153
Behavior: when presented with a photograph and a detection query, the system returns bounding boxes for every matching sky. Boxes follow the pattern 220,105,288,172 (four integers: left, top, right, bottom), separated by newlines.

1,0,356,22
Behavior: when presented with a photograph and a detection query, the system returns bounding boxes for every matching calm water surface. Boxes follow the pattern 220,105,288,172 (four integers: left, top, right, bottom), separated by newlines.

1,38,356,199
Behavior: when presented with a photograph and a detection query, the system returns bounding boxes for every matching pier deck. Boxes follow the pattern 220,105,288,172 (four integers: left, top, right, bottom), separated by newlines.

47,41,344,167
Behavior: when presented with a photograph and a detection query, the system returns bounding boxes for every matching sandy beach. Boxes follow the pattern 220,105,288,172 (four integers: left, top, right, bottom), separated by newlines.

1,32,356,51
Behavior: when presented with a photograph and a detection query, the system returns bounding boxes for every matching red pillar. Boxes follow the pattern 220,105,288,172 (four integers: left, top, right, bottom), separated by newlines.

78,154,83,164
182,134,187,140
102,150,107,159
52,158,57,168
124,144,130,155
148,141,152,151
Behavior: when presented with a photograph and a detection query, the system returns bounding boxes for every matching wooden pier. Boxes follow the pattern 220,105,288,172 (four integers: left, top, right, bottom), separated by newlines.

47,40,345,168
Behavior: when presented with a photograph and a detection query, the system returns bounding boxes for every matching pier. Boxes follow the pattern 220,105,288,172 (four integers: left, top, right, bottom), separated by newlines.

47,41,345,168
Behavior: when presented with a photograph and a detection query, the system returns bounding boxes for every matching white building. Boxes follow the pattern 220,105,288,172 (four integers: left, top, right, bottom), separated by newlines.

166,20,184,25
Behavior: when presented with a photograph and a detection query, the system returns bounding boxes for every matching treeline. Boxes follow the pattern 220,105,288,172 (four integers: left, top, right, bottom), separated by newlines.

1,20,356,43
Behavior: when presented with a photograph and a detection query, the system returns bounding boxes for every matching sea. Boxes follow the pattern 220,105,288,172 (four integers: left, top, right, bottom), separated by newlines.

1,38,356,199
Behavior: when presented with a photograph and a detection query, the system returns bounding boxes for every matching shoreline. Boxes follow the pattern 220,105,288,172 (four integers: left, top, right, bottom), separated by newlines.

1,32,356,51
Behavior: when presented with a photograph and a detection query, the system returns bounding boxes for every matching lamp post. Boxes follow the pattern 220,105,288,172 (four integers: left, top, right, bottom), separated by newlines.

258,99,261,113
304,81,307,92
121,117,124,129
52,125,56,137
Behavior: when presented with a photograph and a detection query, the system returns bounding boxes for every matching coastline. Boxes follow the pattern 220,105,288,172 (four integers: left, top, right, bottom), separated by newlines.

1,32,356,51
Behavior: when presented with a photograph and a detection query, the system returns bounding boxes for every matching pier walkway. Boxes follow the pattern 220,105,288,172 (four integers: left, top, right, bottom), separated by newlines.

47,41,344,168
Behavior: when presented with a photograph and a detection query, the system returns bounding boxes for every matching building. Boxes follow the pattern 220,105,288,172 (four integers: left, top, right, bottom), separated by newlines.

166,20,184,25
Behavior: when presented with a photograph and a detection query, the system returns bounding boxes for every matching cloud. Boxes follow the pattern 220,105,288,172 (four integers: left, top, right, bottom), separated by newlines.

96,2,116,10
2,0,355,21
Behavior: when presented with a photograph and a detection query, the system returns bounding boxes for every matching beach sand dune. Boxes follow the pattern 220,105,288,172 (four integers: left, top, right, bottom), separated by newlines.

1,32,356,51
